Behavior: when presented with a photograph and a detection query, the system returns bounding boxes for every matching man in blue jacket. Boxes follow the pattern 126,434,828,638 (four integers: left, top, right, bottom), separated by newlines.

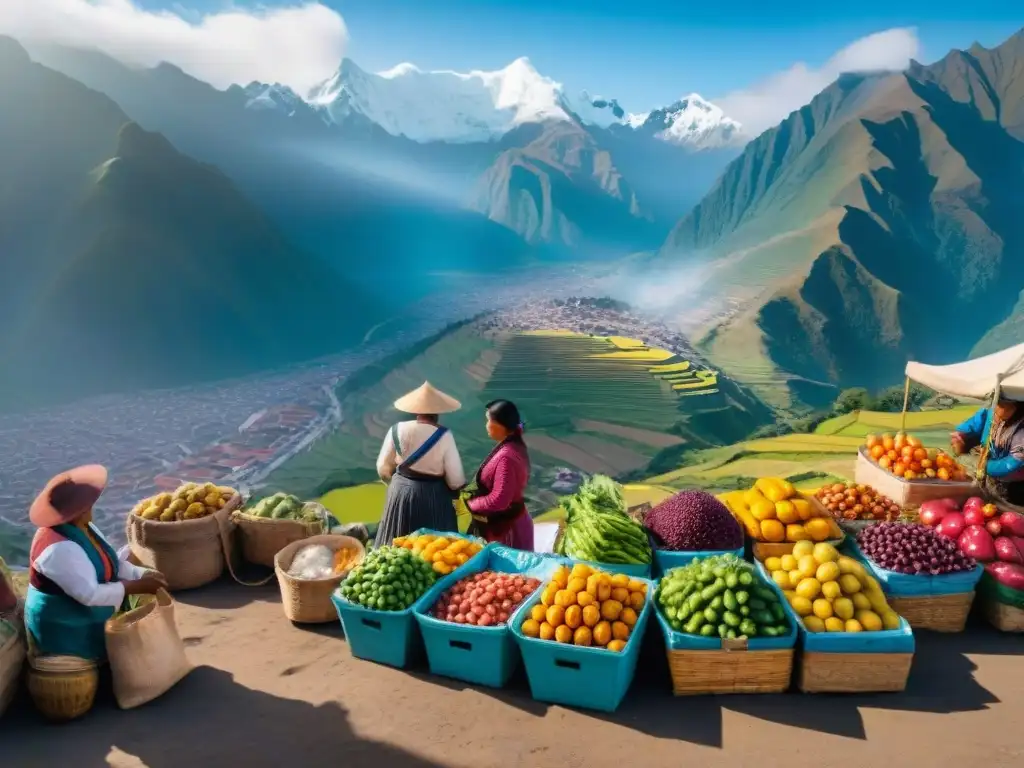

951,399,1024,505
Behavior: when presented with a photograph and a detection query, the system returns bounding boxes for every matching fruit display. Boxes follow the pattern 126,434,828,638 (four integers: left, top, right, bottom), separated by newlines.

554,475,652,566
645,490,743,551
863,432,968,481
815,482,901,522
245,492,322,522
132,482,237,522
919,496,1024,565
856,523,976,575
727,478,843,543
657,553,791,639
519,563,647,651
393,533,484,575
428,571,542,626
764,541,901,632
337,546,437,611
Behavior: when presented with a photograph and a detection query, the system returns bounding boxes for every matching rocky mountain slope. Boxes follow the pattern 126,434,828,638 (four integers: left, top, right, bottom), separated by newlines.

24,44,743,254
654,29,1024,412
0,38,375,409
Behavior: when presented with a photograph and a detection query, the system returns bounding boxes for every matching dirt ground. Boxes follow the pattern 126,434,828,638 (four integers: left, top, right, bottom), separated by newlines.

4,579,1024,768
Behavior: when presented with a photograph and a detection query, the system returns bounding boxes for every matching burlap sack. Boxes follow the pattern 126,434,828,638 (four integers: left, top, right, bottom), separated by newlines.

126,495,240,591
105,589,192,710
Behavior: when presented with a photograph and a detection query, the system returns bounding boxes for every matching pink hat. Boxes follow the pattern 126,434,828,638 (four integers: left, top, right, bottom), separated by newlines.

29,465,108,528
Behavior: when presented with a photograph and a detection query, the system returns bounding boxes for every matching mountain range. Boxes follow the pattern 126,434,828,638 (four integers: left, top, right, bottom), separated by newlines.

653,28,1024,412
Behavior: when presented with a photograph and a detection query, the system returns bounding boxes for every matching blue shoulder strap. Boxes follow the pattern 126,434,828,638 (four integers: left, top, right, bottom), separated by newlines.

401,426,449,469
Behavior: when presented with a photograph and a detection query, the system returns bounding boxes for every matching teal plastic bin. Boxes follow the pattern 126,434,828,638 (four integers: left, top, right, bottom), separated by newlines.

333,532,488,668
510,576,654,712
414,546,564,688
844,540,983,597
653,547,745,577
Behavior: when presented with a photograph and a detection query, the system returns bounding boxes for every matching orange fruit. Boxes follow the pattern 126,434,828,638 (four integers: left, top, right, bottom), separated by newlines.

593,621,612,646
628,591,646,610
760,519,786,542
572,626,593,646
521,619,540,637
545,605,565,628
805,518,831,542
530,604,546,622
611,621,630,641
582,604,601,627
554,625,573,643
576,591,596,608
785,523,810,542
600,600,623,621
611,587,630,603
775,500,800,524
619,607,638,627
564,605,582,630
606,639,627,652
538,622,555,641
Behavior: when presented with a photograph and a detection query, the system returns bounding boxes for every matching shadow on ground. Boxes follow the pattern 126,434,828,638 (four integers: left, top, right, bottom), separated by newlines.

1,665,450,768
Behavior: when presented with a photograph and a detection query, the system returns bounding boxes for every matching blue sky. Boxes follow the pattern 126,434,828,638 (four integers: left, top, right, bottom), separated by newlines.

143,0,1022,111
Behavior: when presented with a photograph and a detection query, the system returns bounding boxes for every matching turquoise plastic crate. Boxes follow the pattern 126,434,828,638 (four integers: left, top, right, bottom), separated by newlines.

654,567,797,651
333,534,489,668
510,576,654,713
844,540,983,597
754,561,915,654
654,547,745,578
414,546,564,688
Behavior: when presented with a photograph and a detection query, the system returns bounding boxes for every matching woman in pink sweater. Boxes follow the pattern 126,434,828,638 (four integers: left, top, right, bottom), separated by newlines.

463,400,533,551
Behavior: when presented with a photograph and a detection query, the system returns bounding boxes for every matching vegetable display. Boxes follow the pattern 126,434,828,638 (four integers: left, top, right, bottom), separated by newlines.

918,497,1024,566
519,563,647,651
645,490,742,551
429,571,542,626
862,432,967,481
815,482,901,522
393,533,484,575
657,553,790,639
132,483,236,522
764,541,901,632
554,475,652,566
726,478,843,543
246,492,323,522
856,523,976,575
337,547,436,611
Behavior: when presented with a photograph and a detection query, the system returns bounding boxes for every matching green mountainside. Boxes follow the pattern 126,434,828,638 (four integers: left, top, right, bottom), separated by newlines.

654,29,1024,412
0,38,375,409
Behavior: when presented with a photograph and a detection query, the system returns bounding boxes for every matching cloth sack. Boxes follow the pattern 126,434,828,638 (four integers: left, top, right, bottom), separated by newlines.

105,589,192,709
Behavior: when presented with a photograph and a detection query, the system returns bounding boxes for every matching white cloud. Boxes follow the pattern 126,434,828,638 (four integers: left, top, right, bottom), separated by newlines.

716,28,921,138
0,0,348,95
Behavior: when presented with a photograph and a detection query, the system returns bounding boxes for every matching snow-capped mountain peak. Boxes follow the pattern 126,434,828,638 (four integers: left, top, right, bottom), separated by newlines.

239,82,305,116
638,93,743,149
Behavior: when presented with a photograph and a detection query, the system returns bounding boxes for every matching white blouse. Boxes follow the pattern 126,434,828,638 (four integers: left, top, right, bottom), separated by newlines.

376,421,467,490
33,530,148,608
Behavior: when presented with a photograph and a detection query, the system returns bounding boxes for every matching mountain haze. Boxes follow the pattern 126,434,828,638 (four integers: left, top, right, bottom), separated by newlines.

655,29,1024,411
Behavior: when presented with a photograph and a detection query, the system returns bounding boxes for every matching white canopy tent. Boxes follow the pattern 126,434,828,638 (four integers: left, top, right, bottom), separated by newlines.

904,343,1024,402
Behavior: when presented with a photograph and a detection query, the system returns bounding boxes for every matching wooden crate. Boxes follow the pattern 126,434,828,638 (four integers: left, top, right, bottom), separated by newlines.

855,449,975,507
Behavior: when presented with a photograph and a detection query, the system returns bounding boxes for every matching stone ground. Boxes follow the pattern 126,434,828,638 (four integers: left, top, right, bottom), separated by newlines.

3,580,1023,768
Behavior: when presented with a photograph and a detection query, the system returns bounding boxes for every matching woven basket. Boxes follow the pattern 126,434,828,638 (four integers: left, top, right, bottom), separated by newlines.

982,599,1024,632
274,535,365,624
26,655,100,722
126,494,241,591
666,646,793,695
888,591,975,633
0,629,25,718
232,511,326,568
797,651,912,693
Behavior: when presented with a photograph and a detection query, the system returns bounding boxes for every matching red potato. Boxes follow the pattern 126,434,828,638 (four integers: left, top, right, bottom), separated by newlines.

428,570,540,627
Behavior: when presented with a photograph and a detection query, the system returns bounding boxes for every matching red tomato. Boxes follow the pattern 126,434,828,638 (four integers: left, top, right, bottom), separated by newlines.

496,588,507,599
511,591,523,603
501,599,513,611
479,592,494,605
497,611,509,623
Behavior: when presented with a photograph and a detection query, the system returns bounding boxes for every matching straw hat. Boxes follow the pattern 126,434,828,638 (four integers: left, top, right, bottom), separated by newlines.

29,465,108,528
393,382,461,415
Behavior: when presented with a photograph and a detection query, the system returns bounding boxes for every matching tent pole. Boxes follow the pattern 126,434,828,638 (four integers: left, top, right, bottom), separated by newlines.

900,376,911,431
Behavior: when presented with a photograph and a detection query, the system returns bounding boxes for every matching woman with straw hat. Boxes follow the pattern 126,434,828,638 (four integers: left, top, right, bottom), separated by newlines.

374,382,467,546
23,465,167,661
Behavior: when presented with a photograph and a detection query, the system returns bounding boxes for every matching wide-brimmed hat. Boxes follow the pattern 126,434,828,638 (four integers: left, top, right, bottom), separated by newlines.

29,464,108,528
393,382,461,415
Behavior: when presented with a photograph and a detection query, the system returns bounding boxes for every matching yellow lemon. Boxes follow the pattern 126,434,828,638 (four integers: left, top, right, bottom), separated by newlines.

759,519,786,542
792,540,815,559
881,610,902,631
839,574,862,594
751,499,778,521
791,498,814,521
783,589,797,600
821,580,842,600
790,595,813,616
771,570,790,588
803,616,826,633
795,578,821,600
780,554,798,572
786,524,810,542
797,555,818,579
837,556,865,576
844,619,864,632
851,592,872,610
812,599,833,620
824,617,845,632
813,542,839,563
775,500,800,524
805,518,832,542
743,488,768,507
779,479,797,499
856,610,883,632
764,556,783,572
833,597,855,621
816,562,841,583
